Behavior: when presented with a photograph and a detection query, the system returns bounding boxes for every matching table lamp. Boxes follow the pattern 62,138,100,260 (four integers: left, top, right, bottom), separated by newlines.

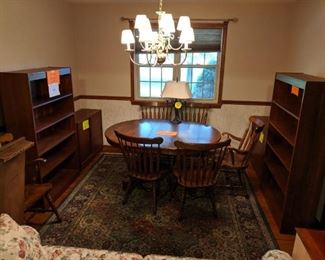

161,81,192,124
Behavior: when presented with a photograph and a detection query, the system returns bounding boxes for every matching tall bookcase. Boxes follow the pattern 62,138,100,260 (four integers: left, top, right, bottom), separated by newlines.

262,72,325,233
0,67,78,199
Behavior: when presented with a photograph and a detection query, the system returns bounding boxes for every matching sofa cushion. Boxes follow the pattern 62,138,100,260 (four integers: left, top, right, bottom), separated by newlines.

44,245,144,260
0,213,48,259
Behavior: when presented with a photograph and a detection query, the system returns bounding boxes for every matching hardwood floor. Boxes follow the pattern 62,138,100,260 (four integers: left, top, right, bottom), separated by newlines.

26,146,295,254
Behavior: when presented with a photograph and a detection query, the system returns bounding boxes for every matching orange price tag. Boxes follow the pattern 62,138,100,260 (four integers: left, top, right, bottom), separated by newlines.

47,70,60,86
157,130,177,136
291,85,299,96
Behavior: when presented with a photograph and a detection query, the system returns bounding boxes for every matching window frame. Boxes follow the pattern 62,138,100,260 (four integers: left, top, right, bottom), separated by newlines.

130,22,229,108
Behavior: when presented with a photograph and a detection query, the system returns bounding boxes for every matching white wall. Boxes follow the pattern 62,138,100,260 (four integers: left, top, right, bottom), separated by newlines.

0,0,76,87
289,0,325,77
72,1,294,100
74,99,270,144
1,0,324,143
71,1,295,141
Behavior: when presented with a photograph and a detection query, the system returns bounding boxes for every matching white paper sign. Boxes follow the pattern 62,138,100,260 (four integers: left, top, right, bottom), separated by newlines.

48,83,60,98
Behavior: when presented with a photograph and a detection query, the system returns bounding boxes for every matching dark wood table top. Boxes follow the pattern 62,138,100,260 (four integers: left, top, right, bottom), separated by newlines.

105,119,221,154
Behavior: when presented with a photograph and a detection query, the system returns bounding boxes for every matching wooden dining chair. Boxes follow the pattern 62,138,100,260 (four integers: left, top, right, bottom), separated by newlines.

179,102,209,124
140,101,173,120
24,158,62,222
173,139,231,220
115,130,167,215
221,116,265,187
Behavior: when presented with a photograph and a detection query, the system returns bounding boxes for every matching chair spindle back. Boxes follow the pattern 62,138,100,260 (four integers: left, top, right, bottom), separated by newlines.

174,139,230,187
179,103,209,124
141,102,173,120
115,130,164,181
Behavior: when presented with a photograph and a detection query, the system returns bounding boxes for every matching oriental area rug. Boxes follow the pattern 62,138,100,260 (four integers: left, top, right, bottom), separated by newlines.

40,154,277,259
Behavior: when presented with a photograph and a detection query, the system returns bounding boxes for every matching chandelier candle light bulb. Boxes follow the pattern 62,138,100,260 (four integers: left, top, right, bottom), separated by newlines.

121,0,195,66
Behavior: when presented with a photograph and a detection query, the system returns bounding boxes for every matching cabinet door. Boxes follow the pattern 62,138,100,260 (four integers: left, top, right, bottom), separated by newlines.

90,111,103,154
77,121,91,165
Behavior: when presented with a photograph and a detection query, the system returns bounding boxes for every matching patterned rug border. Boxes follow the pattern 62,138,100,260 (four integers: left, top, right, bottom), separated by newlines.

40,153,278,254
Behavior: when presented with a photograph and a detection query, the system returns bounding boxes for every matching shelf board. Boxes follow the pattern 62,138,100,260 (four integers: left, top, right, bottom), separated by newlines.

40,145,76,179
32,93,73,109
272,101,299,120
27,67,71,81
276,74,306,89
35,112,74,133
269,121,295,147
37,130,75,156
264,158,288,194
266,141,292,172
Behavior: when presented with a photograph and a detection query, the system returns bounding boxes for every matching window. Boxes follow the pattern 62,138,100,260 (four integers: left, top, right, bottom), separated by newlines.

180,52,218,99
131,22,228,106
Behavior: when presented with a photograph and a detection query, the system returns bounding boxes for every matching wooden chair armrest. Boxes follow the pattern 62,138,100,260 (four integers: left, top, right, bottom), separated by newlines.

228,147,248,155
222,132,242,142
26,157,47,166
34,158,47,163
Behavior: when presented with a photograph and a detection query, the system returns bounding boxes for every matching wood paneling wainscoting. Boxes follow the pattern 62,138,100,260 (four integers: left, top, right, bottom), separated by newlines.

73,95,271,107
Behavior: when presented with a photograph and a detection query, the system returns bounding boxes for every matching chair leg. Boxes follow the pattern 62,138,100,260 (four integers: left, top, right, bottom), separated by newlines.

123,178,135,205
178,187,187,221
169,175,178,201
238,169,244,186
152,182,158,215
45,193,62,222
207,187,217,218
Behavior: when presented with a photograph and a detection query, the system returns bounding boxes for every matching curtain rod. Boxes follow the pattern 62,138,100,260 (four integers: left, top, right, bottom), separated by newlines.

120,17,238,23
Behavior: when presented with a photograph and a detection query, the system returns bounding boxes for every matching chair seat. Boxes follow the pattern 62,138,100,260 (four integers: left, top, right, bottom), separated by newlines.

24,183,52,210
131,170,167,182
222,150,246,169
173,169,217,188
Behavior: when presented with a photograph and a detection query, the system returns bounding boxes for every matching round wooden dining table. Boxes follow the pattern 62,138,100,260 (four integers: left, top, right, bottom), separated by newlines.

105,119,221,155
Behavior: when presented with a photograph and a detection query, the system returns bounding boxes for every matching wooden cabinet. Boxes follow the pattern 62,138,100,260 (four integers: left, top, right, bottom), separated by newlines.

0,67,78,200
261,73,325,233
75,109,103,168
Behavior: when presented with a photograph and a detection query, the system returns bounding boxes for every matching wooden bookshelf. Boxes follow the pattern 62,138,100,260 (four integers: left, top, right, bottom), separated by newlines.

0,67,79,195
37,129,75,156
261,72,325,233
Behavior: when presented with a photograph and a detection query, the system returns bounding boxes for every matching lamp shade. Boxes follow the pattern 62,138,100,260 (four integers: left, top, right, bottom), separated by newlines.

159,13,175,34
179,27,195,43
177,16,191,31
135,15,150,30
121,29,135,44
161,81,192,99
